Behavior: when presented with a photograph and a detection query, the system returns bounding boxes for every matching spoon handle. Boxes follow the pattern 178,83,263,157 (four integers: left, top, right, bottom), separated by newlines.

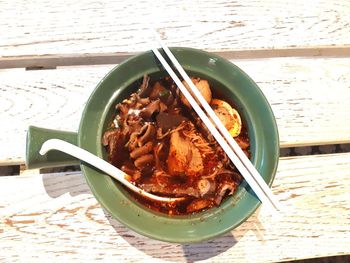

40,139,181,202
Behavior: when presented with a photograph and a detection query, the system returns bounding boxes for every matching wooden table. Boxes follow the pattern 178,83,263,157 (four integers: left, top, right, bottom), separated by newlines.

1,1,349,262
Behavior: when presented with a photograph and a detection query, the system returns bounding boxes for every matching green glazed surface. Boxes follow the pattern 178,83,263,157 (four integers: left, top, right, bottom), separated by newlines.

26,126,79,169
77,47,279,243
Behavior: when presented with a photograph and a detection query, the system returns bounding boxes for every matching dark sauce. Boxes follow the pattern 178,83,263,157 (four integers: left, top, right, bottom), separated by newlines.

104,76,250,215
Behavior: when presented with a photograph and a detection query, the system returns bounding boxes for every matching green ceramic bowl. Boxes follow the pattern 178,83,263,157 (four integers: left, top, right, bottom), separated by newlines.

26,47,279,243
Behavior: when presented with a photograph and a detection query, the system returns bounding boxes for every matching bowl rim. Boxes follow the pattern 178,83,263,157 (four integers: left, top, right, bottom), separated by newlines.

78,47,279,243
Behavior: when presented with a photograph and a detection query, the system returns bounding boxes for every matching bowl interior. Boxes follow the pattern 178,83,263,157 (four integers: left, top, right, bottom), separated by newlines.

78,47,279,243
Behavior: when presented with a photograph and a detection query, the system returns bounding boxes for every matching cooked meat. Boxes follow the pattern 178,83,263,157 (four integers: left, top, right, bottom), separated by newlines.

102,129,127,165
215,182,236,205
216,168,242,182
187,199,213,213
149,81,167,100
102,129,118,146
125,115,143,135
138,75,151,97
103,75,248,215
140,171,217,200
167,129,204,177
138,96,150,106
116,103,129,115
180,78,212,108
159,102,168,112
140,181,200,198
140,99,160,120
156,112,187,132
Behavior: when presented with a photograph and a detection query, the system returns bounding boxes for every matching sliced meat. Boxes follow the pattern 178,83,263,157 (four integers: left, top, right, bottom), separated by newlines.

102,129,118,146
140,183,200,198
139,170,201,197
156,112,188,132
159,101,168,112
149,81,167,100
140,99,160,119
103,74,246,215
189,148,203,175
167,130,204,176
122,93,138,107
138,75,151,97
116,103,129,115
180,78,212,109
102,129,127,165
163,92,174,106
125,115,143,134
216,168,242,182
149,81,174,105
138,97,150,106
215,182,236,205
187,199,213,213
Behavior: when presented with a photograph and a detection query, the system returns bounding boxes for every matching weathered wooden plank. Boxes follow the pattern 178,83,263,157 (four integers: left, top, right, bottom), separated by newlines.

0,0,350,59
1,57,350,164
0,153,349,262
2,46,350,69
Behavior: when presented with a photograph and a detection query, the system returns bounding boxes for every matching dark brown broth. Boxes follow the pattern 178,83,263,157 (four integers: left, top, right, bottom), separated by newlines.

105,76,250,215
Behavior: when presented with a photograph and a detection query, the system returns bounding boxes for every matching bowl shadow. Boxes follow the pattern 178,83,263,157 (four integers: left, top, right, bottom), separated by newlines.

103,208,239,262
42,171,90,198
42,171,265,262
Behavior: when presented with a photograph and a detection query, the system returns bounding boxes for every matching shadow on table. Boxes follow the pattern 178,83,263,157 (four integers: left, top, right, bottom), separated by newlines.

103,209,265,262
103,209,238,262
41,172,265,262
42,171,91,198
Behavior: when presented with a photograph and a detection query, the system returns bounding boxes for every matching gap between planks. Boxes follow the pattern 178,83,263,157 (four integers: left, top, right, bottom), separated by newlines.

1,46,350,69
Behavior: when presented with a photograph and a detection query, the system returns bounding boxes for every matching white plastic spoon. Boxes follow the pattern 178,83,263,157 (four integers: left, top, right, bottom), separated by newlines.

40,139,183,202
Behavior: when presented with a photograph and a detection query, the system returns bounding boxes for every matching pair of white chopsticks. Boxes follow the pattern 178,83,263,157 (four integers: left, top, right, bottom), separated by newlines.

151,32,280,214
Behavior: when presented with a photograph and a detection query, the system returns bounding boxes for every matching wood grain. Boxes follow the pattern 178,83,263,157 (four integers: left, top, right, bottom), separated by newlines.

0,153,349,262
1,57,350,164
0,0,350,58
2,46,350,69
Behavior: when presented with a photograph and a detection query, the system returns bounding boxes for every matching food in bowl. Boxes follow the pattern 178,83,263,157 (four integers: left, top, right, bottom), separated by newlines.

26,47,279,242
102,75,250,215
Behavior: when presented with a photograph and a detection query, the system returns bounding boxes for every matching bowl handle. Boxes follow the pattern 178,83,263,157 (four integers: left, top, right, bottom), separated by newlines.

26,126,80,169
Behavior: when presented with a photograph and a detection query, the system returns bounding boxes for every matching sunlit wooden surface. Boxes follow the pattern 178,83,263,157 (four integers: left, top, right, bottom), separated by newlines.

1,58,350,164
1,154,349,262
1,0,349,262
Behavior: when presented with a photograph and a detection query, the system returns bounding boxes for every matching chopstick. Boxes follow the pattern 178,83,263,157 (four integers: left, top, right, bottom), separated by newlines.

151,33,280,213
